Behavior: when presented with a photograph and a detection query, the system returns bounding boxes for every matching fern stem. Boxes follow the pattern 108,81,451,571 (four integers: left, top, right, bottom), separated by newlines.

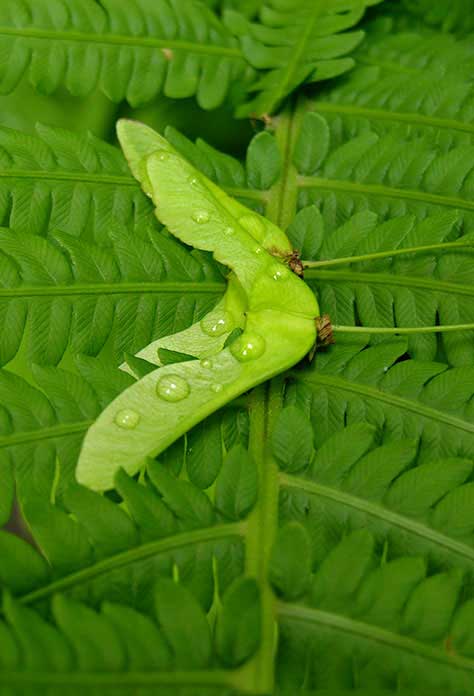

245,383,279,694
0,669,241,688
0,26,243,58
303,241,474,269
297,176,474,212
277,602,474,675
19,523,245,608
280,473,474,565
305,268,474,298
333,323,474,335
314,101,474,135
298,372,474,434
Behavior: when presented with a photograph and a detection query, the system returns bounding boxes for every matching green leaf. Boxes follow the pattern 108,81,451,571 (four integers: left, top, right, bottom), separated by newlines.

0,0,249,109
4,594,73,672
123,352,157,378
269,521,312,600
154,578,212,669
401,570,463,642
216,577,261,667
53,594,125,672
147,460,215,529
228,1,377,116
64,484,139,558
311,529,375,612
272,405,314,472
102,601,172,670
215,445,258,520
186,413,223,489
384,458,473,517
310,423,377,486
157,348,197,365
293,112,330,176
22,498,93,577
0,531,50,595
114,468,177,542
286,205,324,259
246,131,281,189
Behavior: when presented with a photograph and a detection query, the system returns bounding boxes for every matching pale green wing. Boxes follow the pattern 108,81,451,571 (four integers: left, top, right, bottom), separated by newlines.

76,122,319,491
117,119,292,255
76,310,316,491
123,276,247,372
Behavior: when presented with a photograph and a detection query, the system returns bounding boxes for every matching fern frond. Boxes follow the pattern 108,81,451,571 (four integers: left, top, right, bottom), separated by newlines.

275,530,474,693
313,17,474,149
0,123,284,368
0,0,251,109
282,341,474,574
299,210,474,366
227,0,380,117
0,122,265,241
402,0,474,34
0,587,255,692
0,225,223,366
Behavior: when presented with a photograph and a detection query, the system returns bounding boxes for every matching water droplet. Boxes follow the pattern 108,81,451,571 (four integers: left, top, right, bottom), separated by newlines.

224,226,235,236
156,374,190,402
188,176,199,187
211,383,223,393
157,152,169,161
192,210,210,224
200,311,233,337
200,358,213,369
230,333,266,363
146,192,153,199
254,246,263,255
270,264,290,281
115,409,140,429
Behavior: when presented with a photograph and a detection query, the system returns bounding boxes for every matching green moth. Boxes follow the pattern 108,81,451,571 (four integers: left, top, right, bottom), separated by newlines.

76,120,319,491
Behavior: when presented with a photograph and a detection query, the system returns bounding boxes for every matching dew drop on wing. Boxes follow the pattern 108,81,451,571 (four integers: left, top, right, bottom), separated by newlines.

156,374,190,402
230,333,266,362
115,409,141,429
200,311,233,337
192,210,210,224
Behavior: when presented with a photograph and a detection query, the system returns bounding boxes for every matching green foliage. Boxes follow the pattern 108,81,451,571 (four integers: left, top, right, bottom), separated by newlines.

277,530,474,693
0,0,250,109
226,0,380,117
1,1,474,694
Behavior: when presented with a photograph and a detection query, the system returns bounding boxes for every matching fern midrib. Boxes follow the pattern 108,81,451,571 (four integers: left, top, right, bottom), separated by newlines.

298,372,474,435
0,421,91,449
0,25,242,58
0,282,224,298
314,101,474,135
298,176,474,211
305,268,474,299
20,522,245,607
356,55,420,75
0,167,265,202
242,104,304,694
280,473,474,564
0,669,240,688
260,2,326,115
278,602,474,675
